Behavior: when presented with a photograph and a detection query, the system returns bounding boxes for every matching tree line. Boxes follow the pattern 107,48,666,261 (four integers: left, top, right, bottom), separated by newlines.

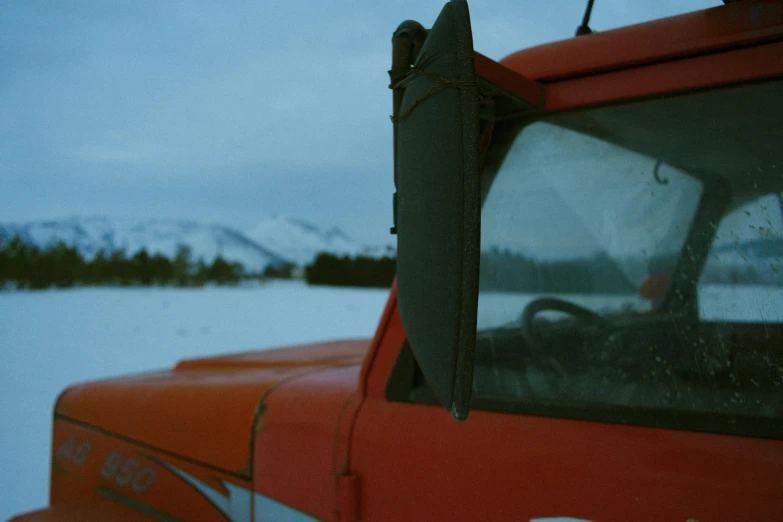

479,248,638,294
480,245,783,293
0,236,243,289
0,236,399,290
305,253,396,288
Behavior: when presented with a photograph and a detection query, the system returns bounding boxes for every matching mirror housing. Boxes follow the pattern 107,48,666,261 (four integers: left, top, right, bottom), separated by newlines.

393,0,481,421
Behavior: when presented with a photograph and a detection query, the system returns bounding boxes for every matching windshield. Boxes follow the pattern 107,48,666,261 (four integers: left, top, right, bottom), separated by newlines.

474,79,783,434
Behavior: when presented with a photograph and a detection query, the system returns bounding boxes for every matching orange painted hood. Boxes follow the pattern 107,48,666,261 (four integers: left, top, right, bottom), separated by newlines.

55,339,369,477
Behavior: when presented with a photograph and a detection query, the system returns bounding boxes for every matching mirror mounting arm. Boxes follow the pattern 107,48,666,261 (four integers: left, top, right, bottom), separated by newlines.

390,21,429,235
390,21,429,189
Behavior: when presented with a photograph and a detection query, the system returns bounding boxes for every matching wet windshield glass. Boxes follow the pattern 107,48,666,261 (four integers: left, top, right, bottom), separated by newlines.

474,79,783,432
479,122,703,328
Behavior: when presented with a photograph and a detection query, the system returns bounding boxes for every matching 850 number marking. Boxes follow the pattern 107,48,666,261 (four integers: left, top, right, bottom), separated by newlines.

101,452,156,493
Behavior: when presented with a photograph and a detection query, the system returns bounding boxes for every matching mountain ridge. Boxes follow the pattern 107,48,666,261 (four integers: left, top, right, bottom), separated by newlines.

0,216,394,272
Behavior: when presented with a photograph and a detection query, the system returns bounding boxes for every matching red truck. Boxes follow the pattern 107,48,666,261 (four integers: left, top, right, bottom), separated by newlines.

11,0,783,520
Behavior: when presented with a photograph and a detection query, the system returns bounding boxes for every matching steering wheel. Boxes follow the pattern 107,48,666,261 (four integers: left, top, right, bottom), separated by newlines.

520,297,607,374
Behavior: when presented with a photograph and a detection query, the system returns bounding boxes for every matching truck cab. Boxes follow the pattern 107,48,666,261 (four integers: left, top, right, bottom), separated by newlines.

11,0,783,520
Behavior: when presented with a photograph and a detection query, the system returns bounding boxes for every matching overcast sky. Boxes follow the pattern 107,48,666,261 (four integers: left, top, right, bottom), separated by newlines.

1,0,715,245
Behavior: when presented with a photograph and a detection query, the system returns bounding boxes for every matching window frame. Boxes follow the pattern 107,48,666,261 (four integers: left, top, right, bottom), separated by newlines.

385,75,783,440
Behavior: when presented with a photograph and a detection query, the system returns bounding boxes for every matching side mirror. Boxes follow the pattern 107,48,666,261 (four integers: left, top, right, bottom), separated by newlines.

393,0,481,421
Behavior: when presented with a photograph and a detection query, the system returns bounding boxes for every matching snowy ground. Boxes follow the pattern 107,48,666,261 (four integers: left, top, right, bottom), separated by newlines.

0,281,389,521
478,284,783,329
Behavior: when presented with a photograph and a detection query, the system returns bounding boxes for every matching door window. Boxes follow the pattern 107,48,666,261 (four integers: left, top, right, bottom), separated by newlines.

472,80,783,435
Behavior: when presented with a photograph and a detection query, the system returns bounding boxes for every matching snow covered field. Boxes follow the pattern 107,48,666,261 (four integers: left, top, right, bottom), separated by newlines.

0,281,389,521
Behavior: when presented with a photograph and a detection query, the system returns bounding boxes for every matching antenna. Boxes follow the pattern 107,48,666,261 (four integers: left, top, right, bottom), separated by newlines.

576,0,595,36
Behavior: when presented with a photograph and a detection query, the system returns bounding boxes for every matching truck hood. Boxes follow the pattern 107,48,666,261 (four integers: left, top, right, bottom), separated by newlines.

55,339,369,477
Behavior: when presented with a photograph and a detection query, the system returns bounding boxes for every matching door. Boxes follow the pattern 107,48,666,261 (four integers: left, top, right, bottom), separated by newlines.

350,76,783,521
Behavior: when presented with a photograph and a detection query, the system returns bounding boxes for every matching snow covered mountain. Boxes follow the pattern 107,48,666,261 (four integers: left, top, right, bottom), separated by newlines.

0,216,395,272
243,215,393,267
